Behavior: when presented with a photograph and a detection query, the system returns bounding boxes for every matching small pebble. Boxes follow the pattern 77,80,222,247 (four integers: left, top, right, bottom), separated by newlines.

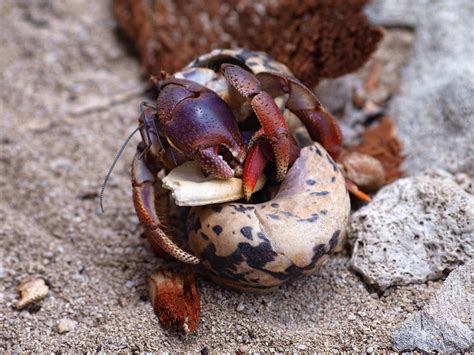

57,318,77,334
367,346,374,353
238,345,248,353
236,302,245,312
15,278,49,310
125,280,135,288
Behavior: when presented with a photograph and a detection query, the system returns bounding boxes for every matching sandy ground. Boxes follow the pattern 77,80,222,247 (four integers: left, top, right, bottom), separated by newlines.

0,1,442,352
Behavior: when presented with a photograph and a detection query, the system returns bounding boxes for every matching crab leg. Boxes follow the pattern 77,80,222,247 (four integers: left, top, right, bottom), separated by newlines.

256,72,343,160
257,72,374,200
221,64,290,183
131,151,200,265
149,269,200,334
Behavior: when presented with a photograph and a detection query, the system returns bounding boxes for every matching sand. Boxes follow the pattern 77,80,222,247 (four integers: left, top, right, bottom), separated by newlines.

0,1,441,351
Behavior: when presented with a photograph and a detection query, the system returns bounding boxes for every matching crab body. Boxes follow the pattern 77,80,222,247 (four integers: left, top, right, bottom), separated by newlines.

131,49,351,332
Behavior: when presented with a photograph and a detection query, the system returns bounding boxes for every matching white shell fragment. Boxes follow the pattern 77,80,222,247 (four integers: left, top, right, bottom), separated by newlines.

15,278,49,309
162,161,266,206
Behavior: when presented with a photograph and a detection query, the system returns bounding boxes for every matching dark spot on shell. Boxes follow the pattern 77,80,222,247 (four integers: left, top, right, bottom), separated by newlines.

267,214,280,220
261,56,280,71
246,60,259,67
315,147,323,156
303,244,327,271
331,176,336,183
201,239,277,276
271,203,279,208
232,204,255,213
326,153,338,172
212,206,223,213
281,211,295,218
311,191,330,196
321,210,328,215
200,232,209,240
329,230,341,252
257,232,269,242
237,49,256,61
212,225,223,236
306,179,316,186
182,68,198,79
186,213,201,234
240,226,253,240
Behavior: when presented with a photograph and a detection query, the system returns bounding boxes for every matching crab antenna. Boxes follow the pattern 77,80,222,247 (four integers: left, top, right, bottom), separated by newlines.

99,126,142,214
139,102,177,166
140,102,163,150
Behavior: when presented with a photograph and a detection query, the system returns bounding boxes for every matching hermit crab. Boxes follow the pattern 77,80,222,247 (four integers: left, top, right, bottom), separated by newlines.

125,49,366,333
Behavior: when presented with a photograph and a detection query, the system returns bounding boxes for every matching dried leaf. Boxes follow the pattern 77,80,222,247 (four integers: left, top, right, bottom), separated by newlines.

345,116,404,185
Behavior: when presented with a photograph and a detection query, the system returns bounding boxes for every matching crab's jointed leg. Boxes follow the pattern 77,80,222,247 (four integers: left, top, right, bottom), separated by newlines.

256,71,343,160
255,72,372,200
131,150,200,265
149,269,200,334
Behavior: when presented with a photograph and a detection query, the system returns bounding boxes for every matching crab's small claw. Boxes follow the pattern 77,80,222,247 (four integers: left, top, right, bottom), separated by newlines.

243,128,301,200
243,140,268,201
195,146,234,179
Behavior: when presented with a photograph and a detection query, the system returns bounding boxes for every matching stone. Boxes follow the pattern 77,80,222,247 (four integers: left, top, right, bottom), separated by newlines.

15,279,49,310
367,0,474,175
57,318,77,334
349,173,474,291
391,260,473,352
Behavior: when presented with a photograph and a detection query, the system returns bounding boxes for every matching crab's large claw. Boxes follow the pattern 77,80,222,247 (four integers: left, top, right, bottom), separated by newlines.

221,64,291,183
256,72,343,160
131,148,200,264
155,78,246,179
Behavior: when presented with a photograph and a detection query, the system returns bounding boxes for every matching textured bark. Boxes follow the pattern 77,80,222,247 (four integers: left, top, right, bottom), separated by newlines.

113,0,382,87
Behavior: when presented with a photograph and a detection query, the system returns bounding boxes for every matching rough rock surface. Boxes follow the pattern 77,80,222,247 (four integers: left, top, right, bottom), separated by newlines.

367,0,474,175
391,260,473,352
350,173,474,291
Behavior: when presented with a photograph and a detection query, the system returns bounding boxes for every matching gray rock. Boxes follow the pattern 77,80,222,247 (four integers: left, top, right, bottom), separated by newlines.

391,260,473,352
350,174,474,291
367,0,474,175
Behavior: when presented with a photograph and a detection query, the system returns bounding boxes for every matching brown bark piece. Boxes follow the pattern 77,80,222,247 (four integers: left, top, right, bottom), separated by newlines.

113,0,383,87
